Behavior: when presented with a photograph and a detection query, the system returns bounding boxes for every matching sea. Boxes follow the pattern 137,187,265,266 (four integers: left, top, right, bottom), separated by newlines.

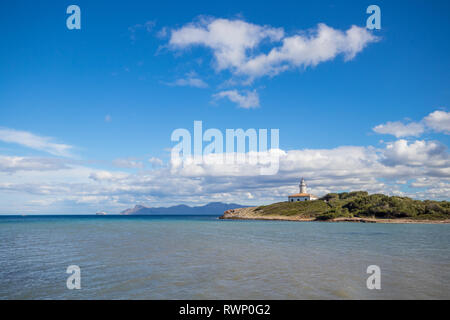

0,215,449,299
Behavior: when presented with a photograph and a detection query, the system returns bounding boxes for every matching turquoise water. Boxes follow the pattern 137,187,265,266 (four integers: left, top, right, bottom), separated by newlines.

0,215,449,299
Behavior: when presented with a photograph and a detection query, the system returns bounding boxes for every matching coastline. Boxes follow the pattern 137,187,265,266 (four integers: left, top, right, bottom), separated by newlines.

220,207,450,224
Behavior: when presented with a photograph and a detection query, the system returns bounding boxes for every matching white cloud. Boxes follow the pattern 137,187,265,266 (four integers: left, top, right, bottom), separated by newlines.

423,110,450,134
382,139,449,167
170,17,284,74
0,156,69,173
240,24,378,78
373,110,450,137
373,121,425,138
174,78,208,88
149,157,164,167
112,158,144,169
213,89,259,108
169,18,378,79
164,72,208,88
0,128,73,157
89,171,129,182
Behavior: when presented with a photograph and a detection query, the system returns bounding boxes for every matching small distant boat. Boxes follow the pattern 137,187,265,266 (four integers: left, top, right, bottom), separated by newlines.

96,211,107,215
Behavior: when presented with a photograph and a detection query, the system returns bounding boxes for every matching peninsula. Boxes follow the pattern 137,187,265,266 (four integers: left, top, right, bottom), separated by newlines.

220,191,450,224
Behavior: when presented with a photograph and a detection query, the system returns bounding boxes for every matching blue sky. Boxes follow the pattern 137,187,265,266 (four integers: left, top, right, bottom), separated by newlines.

0,0,449,214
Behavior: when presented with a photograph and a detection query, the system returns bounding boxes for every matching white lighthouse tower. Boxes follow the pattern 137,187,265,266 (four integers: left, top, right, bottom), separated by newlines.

288,177,318,202
299,177,307,194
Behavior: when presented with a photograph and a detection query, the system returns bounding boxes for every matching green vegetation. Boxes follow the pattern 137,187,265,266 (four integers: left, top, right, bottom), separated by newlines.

254,191,450,221
254,200,329,218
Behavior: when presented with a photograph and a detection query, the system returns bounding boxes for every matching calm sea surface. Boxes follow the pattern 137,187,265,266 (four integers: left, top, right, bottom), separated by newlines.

0,215,449,299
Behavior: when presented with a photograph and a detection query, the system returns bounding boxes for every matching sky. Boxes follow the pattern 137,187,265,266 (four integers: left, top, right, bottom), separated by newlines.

0,0,449,214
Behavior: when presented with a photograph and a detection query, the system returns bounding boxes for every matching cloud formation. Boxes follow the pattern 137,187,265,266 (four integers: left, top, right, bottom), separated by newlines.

164,72,208,88
0,128,73,157
169,18,378,79
112,158,144,169
170,17,284,76
213,89,260,108
1,136,448,214
239,24,378,78
149,157,164,167
382,139,449,167
373,121,425,138
166,17,379,108
424,110,450,134
373,110,450,137
0,156,69,173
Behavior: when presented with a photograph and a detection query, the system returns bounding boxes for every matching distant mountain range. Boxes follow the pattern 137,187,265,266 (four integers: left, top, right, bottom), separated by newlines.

120,202,247,215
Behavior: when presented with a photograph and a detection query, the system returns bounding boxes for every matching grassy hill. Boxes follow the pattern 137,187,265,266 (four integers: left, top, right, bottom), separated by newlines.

251,191,450,221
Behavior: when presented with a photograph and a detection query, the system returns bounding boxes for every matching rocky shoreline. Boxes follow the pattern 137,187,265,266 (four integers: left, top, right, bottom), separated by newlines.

220,207,450,224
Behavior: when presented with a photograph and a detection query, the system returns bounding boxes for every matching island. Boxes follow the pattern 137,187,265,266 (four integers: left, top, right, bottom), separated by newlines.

120,202,246,215
220,191,450,224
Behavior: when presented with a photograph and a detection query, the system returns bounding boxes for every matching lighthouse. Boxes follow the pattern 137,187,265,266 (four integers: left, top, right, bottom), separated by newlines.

300,177,307,194
288,178,318,202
